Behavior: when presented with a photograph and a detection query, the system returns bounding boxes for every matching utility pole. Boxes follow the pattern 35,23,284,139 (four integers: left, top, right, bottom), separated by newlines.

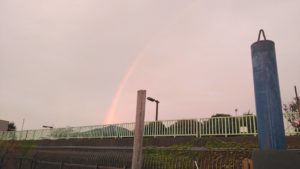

131,90,146,169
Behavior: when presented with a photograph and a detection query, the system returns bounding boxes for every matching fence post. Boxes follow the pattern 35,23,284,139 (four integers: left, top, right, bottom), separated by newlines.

31,160,37,169
196,120,199,137
25,130,28,140
30,159,34,169
59,161,64,169
199,119,202,138
154,121,157,137
116,125,120,138
253,115,257,136
225,117,227,137
18,158,23,169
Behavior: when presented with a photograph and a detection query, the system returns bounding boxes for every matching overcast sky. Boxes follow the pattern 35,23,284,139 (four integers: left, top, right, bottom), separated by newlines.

1,0,299,130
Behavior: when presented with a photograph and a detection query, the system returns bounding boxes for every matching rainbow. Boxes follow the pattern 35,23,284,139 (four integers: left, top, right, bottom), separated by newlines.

103,1,195,124
103,50,145,124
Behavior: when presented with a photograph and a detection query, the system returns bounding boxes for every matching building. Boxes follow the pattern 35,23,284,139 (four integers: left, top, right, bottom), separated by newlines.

0,120,9,131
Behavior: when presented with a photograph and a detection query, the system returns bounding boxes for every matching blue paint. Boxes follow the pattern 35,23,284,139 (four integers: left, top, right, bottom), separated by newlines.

251,37,286,150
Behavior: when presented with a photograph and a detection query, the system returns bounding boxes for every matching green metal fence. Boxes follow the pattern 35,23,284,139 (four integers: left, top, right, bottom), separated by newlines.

0,113,299,141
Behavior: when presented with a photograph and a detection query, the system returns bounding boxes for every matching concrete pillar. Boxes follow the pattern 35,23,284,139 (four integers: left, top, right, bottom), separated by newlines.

251,30,286,150
131,90,146,169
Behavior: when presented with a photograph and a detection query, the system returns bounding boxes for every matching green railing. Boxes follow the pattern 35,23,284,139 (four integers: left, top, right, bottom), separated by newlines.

0,113,299,141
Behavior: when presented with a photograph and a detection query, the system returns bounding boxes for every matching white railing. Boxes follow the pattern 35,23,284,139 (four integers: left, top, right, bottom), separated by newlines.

0,113,299,141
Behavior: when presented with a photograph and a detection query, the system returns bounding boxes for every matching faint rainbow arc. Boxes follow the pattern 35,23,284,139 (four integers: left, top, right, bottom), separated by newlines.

103,50,145,124
103,1,196,124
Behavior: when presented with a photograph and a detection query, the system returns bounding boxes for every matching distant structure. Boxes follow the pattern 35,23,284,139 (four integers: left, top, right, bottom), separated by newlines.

251,29,286,150
0,120,9,131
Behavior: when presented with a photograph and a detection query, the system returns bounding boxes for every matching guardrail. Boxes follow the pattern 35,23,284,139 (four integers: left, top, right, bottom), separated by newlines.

0,113,299,141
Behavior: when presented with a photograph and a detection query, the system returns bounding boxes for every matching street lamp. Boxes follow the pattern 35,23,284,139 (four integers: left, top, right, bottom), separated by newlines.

147,97,160,121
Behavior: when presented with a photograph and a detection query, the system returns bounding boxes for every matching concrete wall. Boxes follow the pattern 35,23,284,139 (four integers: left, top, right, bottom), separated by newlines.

0,120,9,131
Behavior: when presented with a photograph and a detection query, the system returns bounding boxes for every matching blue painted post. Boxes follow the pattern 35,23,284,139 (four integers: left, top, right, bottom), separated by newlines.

251,29,286,150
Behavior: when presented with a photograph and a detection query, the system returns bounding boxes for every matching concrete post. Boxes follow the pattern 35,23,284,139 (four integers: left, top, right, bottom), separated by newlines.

251,30,286,149
131,90,146,169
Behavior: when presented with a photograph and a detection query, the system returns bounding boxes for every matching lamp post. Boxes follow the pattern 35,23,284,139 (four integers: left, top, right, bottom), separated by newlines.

147,97,160,121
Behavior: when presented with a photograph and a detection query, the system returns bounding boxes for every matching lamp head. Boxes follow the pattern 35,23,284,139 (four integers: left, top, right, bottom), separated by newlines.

147,97,156,102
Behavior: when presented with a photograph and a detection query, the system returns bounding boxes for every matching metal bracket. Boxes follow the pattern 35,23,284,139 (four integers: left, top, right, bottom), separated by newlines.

257,29,267,41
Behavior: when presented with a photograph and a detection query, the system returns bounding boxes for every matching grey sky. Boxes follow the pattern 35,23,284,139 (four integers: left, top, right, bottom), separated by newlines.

0,0,299,129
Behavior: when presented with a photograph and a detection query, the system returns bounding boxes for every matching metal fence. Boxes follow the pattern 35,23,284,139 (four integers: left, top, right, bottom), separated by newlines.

0,113,299,141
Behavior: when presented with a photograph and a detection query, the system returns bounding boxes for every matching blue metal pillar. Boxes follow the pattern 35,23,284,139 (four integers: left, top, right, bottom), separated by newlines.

251,29,286,150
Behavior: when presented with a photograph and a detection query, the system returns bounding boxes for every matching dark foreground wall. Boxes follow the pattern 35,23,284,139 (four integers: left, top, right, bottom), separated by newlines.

1,136,299,169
